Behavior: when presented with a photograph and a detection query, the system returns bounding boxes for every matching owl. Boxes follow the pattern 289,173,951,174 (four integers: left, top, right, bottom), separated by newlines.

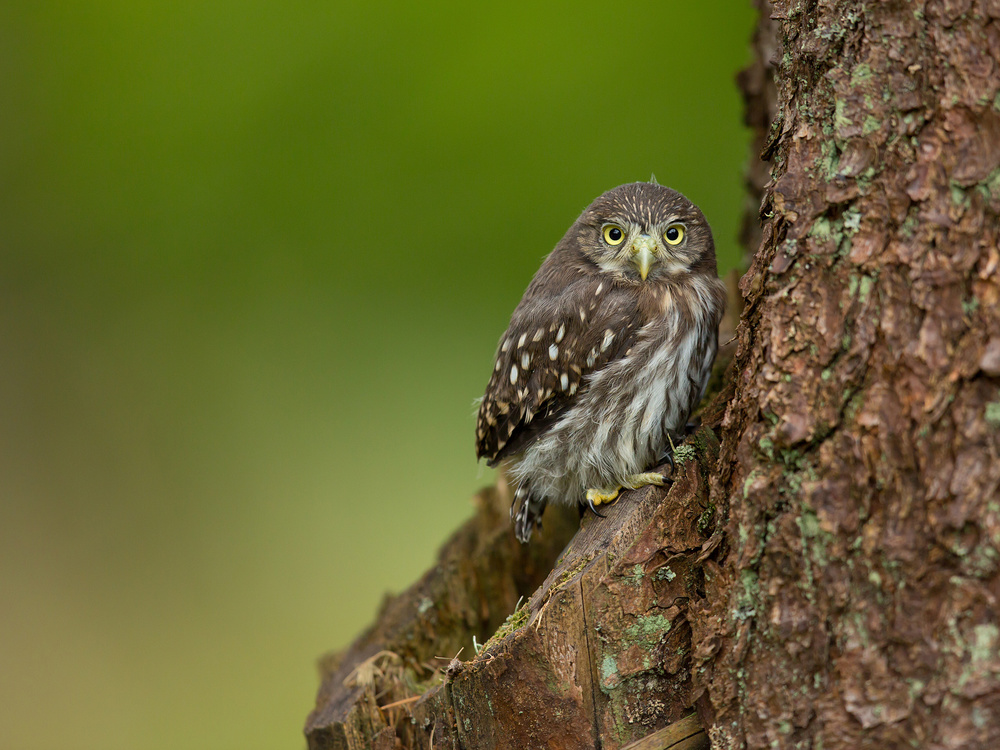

475,182,727,543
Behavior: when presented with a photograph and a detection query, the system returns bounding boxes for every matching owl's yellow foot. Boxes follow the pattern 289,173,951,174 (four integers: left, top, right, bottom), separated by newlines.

623,471,667,490
584,472,667,517
586,485,622,507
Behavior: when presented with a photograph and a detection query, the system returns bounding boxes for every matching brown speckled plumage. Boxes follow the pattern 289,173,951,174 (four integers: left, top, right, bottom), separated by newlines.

476,183,726,542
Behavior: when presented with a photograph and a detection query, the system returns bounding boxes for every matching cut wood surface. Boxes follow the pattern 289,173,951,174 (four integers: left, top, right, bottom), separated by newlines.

619,714,709,750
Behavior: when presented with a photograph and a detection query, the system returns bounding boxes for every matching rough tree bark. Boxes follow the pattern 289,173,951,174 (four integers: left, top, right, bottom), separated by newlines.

694,1,1000,747
306,1,1000,748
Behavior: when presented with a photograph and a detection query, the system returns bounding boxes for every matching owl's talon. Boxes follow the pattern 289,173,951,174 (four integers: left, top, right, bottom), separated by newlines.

585,496,607,518
586,486,622,507
663,451,675,474
657,444,678,475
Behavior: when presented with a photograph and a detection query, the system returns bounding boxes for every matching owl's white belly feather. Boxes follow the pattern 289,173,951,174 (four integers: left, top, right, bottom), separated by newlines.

511,299,718,505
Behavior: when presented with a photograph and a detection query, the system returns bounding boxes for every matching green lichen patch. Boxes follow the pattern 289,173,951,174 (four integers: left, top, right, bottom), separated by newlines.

624,613,672,647
982,166,1000,200
985,401,1000,429
957,623,1000,692
697,504,716,535
847,272,876,307
843,208,862,233
850,62,874,84
817,140,840,180
951,182,971,207
965,542,1000,579
620,564,645,587
743,469,764,499
758,435,776,461
862,115,882,135
734,569,759,622
553,557,589,591
600,654,621,690
970,624,1000,665
834,99,853,134
809,215,837,242
672,443,696,466
653,566,677,582
480,597,529,652
798,508,821,539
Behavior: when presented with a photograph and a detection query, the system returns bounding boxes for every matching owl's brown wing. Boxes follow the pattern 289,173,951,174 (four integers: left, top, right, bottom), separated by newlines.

475,277,644,465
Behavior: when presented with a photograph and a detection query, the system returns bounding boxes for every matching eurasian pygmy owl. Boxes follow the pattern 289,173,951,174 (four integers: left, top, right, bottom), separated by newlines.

475,182,727,542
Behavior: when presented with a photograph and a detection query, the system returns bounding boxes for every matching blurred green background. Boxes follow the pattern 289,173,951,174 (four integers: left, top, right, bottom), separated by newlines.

0,2,753,749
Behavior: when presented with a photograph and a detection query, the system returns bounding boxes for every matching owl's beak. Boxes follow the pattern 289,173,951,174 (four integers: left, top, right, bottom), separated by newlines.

631,235,656,281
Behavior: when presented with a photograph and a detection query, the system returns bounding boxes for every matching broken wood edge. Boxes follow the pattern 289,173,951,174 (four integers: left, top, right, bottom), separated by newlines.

620,713,708,750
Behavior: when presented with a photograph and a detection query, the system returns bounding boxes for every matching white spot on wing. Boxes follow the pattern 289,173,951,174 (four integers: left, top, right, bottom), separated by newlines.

532,327,544,342
549,344,558,360
521,352,531,369
556,324,565,343
518,333,527,348
560,373,569,390
595,282,603,295
510,365,519,384
501,338,510,352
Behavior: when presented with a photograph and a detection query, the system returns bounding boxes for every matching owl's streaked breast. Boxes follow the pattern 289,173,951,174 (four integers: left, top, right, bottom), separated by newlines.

510,275,723,503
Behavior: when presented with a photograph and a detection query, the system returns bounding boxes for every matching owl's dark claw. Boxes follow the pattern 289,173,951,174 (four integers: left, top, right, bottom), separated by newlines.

657,438,680,475
585,497,606,518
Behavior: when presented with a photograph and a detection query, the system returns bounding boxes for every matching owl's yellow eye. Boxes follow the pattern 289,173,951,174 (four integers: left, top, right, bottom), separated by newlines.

664,224,685,245
603,225,625,245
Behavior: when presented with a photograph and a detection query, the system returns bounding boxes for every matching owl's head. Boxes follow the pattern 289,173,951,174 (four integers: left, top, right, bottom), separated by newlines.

569,182,717,283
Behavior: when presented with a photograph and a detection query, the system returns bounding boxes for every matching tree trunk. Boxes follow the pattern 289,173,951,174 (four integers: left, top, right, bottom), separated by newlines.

694,1,1000,747
305,2,1000,748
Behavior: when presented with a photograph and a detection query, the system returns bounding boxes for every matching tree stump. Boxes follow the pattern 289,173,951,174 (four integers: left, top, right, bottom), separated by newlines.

305,431,721,749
